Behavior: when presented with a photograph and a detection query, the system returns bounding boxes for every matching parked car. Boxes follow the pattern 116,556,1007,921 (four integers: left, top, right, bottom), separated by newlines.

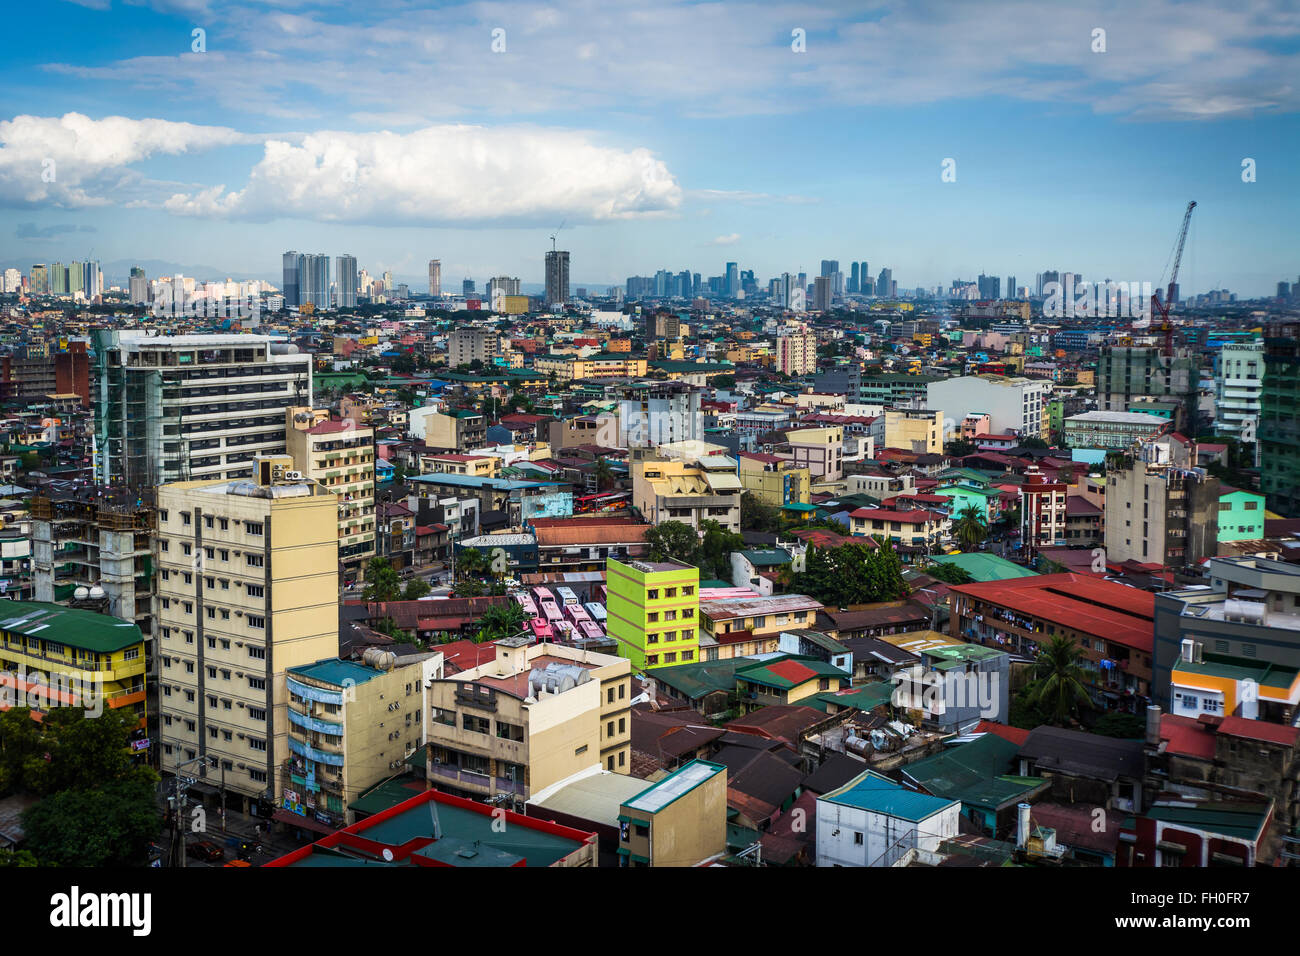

187,840,225,862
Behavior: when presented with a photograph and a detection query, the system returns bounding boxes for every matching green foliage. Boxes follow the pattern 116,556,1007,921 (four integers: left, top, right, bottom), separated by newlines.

362,557,402,603
1091,712,1145,739
1026,636,1093,725
1008,687,1050,730
740,492,783,534
644,520,701,566
455,547,491,581
695,520,745,581
924,561,976,585
953,504,989,551
22,775,161,867
945,439,975,458
790,542,907,608
476,603,528,643
0,848,38,867
1,707,146,798
403,578,432,600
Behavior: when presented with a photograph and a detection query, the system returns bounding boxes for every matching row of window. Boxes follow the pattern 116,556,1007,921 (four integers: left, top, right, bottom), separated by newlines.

162,511,265,537
646,650,694,665
160,665,267,691
161,745,268,783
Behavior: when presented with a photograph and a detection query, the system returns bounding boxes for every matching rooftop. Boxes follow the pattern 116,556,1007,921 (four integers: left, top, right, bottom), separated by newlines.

820,769,959,822
622,759,726,814
0,600,143,653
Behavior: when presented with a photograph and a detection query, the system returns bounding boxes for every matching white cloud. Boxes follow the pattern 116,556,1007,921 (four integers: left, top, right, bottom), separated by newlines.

710,233,741,246
0,112,254,207
162,124,682,225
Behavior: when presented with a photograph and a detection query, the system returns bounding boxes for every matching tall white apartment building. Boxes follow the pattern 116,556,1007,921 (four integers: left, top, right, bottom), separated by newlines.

92,330,313,486
1215,341,1264,444
925,374,1052,439
776,326,817,376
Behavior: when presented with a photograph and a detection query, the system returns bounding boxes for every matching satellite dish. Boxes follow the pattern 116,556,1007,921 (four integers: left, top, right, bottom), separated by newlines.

382,848,394,862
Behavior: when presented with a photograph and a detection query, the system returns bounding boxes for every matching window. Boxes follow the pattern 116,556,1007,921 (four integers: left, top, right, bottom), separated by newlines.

574,745,588,755
204,516,214,529
247,522,264,536
246,555,264,568
248,707,266,721
647,589,659,600
247,615,265,629
248,677,266,690
246,584,264,598
607,688,615,704
247,645,265,659
182,513,192,525
249,769,267,783
854,832,864,846
248,737,267,751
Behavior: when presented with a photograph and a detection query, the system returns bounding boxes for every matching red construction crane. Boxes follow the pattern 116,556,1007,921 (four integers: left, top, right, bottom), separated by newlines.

1151,200,1196,356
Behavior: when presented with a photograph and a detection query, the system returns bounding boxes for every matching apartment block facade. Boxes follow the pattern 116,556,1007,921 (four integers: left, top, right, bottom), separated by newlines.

606,558,701,670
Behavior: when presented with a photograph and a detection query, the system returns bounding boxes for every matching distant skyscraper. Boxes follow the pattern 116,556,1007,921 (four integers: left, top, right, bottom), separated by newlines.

978,273,1001,300
463,278,475,297
282,252,301,306
67,261,84,295
545,250,570,306
877,268,892,300
84,260,102,298
336,254,358,308
128,267,148,305
298,254,330,309
428,259,441,297
813,275,832,312
30,264,48,295
1007,275,1016,299
820,260,839,278
51,262,67,295
725,262,739,297
859,262,869,287
849,262,860,294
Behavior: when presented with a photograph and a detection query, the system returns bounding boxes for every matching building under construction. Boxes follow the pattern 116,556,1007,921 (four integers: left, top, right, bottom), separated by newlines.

92,330,313,489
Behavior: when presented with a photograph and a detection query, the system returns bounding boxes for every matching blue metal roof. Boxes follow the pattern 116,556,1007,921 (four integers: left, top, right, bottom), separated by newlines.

408,473,561,491
289,658,384,687
820,769,958,821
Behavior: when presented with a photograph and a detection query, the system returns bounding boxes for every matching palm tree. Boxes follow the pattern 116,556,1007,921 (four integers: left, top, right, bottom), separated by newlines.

455,546,490,582
593,458,614,492
1027,636,1092,725
953,504,988,551
476,602,527,643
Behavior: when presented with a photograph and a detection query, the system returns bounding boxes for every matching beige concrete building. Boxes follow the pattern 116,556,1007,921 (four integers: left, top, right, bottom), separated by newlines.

776,328,817,376
286,408,376,581
631,450,743,532
617,759,728,866
156,455,339,814
422,638,633,808
283,649,443,827
884,408,943,454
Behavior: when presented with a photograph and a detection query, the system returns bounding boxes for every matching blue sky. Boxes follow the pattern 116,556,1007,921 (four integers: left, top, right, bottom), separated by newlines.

1,0,1297,296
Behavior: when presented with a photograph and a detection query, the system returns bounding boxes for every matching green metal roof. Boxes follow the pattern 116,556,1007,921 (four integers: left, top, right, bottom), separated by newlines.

928,552,1039,582
0,600,142,653
901,734,1042,812
290,658,384,688
820,769,959,821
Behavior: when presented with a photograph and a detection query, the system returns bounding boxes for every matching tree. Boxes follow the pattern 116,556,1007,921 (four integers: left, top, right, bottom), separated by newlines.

362,557,402,603
22,775,160,867
455,547,490,581
924,561,976,585
696,520,745,581
476,602,527,643
945,439,975,458
593,458,615,492
1026,636,1092,725
740,492,782,534
644,520,700,567
792,542,907,608
953,504,988,551
1091,712,1145,738
403,578,431,600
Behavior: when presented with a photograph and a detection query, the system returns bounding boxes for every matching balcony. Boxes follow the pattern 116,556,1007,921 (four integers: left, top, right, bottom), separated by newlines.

427,761,526,797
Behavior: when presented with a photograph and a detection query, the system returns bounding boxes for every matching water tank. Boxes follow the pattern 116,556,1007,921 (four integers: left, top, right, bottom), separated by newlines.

1224,599,1265,624
74,586,89,600
269,343,300,355
88,585,105,600
362,648,397,671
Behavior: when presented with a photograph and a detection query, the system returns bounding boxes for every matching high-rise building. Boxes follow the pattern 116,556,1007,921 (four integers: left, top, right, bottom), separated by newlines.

93,331,313,486
335,254,357,309
1261,322,1300,516
428,259,441,297
298,253,330,310
877,268,892,300
448,327,498,366
813,275,832,312
1215,341,1264,449
128,267,148,305
776,326,817,375
545,250,570,307
286,408,376,579
1096,345,1200,433
859,262,869,289
849,262,860,294
1104,438,1220,568
1006,275,1016,300
156,456,340,814
30,264,48,295
282,251,300,307
820,260,839,279
725,262,739,298
462,278,475,297
51,262,67,295
978,274,1001,300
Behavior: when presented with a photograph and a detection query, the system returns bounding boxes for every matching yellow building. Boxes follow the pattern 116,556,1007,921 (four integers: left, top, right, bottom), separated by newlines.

617,759,727,867
535,353,648,382
884,408,943,453
631,454,743,532
737,452,811,507
283,651,443,827
0,601,147,736
423,638,633,802
419,453,500,479
156,455,340,813
607,558,701,670
286,408,376,580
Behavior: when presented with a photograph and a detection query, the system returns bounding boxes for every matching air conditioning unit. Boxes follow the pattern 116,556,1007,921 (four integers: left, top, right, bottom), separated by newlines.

235,641,243,647
285,471,303,480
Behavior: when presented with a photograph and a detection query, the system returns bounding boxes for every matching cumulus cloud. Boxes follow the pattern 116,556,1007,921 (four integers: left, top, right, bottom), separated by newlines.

162,125,683,225
0,113,255,207
710,233,741,246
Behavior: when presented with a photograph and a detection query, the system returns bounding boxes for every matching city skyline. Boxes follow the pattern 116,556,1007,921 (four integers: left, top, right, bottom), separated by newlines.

0,1,1297,296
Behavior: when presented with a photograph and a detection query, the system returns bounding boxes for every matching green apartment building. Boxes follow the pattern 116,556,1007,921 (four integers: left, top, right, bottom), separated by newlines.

606,558,700,670
1217,488,1266,542
1261,322,1300,517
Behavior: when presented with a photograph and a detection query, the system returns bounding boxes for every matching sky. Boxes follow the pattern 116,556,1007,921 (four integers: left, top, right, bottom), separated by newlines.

0,0,1297,296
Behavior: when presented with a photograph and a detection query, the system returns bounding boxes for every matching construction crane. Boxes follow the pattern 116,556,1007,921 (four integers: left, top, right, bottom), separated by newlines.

549,218,566,253
1151,200,1196,356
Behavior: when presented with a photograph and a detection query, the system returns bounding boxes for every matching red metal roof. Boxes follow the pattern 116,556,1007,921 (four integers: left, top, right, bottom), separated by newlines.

948,573,1155,652
1159,714,1216,760
1217,715,1300,747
